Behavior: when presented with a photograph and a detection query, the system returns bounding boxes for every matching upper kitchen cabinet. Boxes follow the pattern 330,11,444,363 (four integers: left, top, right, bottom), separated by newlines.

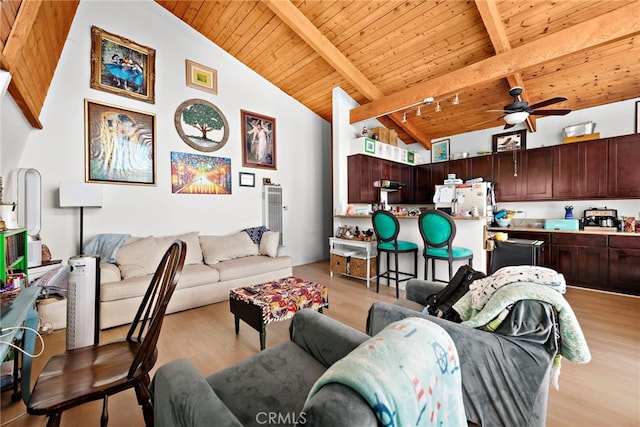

494,147,553,202
347,154,378,203
608,133,640,198
553,139,608,199
468,155,494,182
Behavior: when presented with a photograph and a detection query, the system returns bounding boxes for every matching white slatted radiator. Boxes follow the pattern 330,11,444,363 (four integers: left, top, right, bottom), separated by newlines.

263,185,283,245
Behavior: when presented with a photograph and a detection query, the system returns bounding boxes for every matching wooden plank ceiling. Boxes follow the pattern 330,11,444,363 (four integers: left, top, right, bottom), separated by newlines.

2,1,639,148
157,0,640,149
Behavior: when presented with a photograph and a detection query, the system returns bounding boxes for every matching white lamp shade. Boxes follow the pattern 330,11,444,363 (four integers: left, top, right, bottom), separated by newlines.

59,182,102,208
504,111,529,125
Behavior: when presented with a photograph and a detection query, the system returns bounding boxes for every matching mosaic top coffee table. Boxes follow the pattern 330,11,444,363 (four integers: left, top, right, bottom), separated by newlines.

229,276,329,350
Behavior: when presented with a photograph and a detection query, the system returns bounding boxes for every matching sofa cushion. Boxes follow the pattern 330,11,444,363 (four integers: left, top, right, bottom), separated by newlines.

116,236,161,279
101,264,219,302
212,255,292,282
206,341,326,426
244,226,268,244
155,231,203,265
200,232,259,264
259,231,279,257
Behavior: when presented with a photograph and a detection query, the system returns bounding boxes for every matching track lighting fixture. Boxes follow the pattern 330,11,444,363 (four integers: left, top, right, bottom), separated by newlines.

435,102,441,112
452,93,459,105
402,112,407,123
416,106,421,116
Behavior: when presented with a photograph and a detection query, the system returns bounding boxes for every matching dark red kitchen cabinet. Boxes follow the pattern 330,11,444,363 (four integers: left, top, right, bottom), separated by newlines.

553,139,607,199
447,160,468,181
494,147,553,201
468,155,493,182
608,133,640,198
608,235,640,295
550,233,608,289
413,165,432,203
347,155,378,203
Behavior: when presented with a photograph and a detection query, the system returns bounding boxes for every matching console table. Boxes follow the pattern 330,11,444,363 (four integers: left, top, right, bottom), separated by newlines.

1,285,41,403
329,237,377,287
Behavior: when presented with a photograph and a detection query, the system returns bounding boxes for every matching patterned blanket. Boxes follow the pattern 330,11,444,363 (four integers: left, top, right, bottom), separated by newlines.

453,266,591,364
308,317,466,427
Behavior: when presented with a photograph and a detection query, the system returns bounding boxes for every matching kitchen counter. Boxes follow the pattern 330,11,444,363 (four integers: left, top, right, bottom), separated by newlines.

334,214,490,221
488,225,639,236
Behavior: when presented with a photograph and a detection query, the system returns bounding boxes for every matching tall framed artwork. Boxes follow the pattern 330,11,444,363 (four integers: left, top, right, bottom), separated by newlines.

170,152,231,194
241,110,276,170
85,99,156,185
174,99,229,152
492,129,527,152
90,26,156,103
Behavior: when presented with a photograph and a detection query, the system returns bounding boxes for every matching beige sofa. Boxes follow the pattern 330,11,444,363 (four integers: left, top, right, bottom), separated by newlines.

98,230,292,329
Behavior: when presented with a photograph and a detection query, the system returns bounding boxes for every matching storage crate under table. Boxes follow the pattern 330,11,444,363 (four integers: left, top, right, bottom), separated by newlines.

328,237,377,287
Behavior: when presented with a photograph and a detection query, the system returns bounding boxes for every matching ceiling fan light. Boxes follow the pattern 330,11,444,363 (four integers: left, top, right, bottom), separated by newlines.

504,111,529,125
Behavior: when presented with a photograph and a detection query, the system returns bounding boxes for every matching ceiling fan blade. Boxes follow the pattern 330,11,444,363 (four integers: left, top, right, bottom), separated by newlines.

503,123,516,130
531,109,572,116
485,109,509,113
527,96,568,110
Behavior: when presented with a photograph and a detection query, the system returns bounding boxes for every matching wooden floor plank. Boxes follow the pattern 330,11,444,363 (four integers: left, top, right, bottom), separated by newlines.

1,261,638,426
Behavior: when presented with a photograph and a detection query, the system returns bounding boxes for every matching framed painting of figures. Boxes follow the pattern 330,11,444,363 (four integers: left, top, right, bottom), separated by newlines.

85,99,156,186
241,110,276,170
90,26,156,103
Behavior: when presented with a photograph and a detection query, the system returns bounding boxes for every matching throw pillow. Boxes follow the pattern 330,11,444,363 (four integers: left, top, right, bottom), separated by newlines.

259,231,280,258
116,236,162,279
155,231,202,265
244,226,268,244
200,232,260,264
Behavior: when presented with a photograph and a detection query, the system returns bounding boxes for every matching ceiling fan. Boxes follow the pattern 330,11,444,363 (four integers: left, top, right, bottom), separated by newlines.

488,86,571,129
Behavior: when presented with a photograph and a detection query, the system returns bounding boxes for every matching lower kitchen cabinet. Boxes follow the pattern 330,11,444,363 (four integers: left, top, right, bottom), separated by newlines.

608,235,640,295
550,234,608,290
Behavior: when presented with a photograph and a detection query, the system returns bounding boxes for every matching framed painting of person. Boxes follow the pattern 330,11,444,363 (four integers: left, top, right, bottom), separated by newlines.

241,110,276,170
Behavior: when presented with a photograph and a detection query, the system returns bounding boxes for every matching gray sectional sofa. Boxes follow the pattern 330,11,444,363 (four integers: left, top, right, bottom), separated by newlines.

98,230,292,328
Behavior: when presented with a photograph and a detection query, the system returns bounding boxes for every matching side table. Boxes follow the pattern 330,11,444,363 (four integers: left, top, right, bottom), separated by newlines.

329,237,377,287
229,276,329,350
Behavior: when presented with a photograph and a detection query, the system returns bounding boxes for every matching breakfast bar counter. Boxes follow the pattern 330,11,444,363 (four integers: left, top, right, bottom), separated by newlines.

333,214,489,282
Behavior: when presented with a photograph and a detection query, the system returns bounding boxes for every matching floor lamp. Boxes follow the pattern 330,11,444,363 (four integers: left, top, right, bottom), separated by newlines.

59,183,102,254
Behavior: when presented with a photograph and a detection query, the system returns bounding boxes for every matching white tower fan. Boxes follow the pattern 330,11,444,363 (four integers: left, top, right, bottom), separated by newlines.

66,255,100,350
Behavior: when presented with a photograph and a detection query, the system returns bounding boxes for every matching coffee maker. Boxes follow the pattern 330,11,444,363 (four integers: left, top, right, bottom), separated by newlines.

583,207,618,231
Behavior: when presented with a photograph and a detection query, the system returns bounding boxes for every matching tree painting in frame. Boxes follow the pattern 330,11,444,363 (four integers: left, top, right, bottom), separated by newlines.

170,151,231,194
431,139,449,163
174,99,229,152
492,129,527,152
241,110,276,170
85,100,156,185
90,26,155,104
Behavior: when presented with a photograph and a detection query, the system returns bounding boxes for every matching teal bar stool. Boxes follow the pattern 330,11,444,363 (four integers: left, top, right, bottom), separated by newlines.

372,210,418,298
418,209,473,283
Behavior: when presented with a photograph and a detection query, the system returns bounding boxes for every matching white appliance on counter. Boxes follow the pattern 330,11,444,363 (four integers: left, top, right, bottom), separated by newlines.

433,182,494,217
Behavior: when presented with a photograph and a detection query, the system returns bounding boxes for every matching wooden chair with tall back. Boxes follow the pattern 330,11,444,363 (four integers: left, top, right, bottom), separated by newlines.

372,210,418,298
26,240,187,427
418,209,473,283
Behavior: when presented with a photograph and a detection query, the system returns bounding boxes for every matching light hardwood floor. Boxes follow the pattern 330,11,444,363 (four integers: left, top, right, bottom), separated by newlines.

1,261,639,426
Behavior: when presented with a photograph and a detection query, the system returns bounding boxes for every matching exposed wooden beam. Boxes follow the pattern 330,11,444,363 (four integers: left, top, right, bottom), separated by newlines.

475,0,536,132
263,0,431,148
262,0,381,100
350,2,640,124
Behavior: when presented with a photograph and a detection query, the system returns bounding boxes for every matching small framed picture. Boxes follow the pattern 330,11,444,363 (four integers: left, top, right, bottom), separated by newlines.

492,129,527,152
185,60,217,95
239,172,255,187
364,138,376,154
90,26,155,103
431,139,449,163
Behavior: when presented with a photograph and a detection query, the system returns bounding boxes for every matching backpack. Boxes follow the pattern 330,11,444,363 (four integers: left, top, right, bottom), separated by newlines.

425,265,486,322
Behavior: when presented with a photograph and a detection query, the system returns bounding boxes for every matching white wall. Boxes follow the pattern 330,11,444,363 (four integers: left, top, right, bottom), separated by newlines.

0,0,332,264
